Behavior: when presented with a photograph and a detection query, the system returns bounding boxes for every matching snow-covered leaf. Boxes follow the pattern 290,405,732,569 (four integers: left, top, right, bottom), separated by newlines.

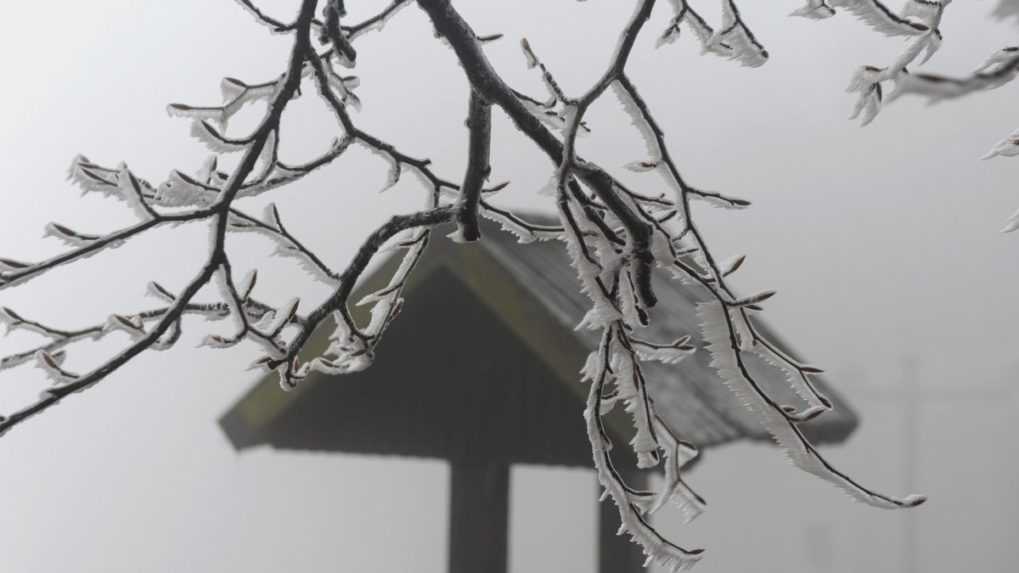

265,298,300,336
43,223,100,247
732,289,776,306
34,350,79,384
104,314,146,337
720,254,746,277
790,0,835,19
625,160,659,172
145,279,175,301
848,68,883,126
706,1,768,68
239,269,258,300
0,257,31,272
1002,207,1019,233
982,129,1019,160
199,334,237,349
828,0,928,37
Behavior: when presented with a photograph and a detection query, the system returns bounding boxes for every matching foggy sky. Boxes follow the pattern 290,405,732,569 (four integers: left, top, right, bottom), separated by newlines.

0,1,1015,572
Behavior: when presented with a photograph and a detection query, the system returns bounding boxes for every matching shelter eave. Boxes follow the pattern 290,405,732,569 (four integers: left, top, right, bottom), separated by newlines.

218,213,860,455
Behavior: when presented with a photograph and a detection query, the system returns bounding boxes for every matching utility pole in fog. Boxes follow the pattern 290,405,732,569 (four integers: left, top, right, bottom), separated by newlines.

900,360,918,573
857,360,1014,573
804,522,834,572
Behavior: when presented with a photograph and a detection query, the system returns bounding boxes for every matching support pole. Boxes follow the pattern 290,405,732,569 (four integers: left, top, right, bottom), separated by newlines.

448,461,510,573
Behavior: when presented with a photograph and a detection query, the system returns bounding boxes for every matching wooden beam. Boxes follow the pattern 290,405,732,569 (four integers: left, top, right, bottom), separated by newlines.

599,471,647,573
448,461,509,573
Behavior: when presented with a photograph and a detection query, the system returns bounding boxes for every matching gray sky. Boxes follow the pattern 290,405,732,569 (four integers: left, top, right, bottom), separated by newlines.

0,1,1016,572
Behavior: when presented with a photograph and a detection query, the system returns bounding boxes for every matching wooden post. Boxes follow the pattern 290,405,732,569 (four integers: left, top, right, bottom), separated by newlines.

448,461,510,573
599,471,647,573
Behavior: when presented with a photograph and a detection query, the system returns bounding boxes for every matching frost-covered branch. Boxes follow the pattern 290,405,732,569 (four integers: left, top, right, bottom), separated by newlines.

0,293,291,373
452,90,492,243
7,0,993,568
0,0,322,435
0,0,516,430
266,206,454,387
794,1,1019,231
415,0,922,568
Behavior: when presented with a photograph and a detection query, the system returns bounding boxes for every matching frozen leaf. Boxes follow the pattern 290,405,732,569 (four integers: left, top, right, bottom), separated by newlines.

625,160,659,172
848,72,883,126
0,307,25,330
189,120,247,153
104,314,146,337
480,210,559,244
661,1,732,59
977,47,1019,73
116,163,157,218
265,298,300,336
68,156,126,199
790,0,836,19
900,0,948,27
754,345,833,413
199,334,237,349
707,1,768,68
720,254,746,277
732,289,776,306
220,76,248,101
0,257,32,272
520,38,539,68
43,223,100,247
380,161,402,192
982,129,1019,160
327,70,362,110
828,0,928,37
239,269,258,300
579,350,603,383
247,355,276,372
166,103,224,122
34,350,79,384
155,170,218,208
1001,207,1019,233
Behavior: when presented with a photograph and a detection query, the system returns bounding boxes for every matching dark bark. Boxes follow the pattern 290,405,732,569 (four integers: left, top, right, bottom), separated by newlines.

416,0,657,307
455,89,492,242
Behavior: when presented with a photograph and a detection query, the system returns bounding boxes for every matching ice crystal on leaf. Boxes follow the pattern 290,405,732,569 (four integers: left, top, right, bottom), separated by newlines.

698,302,924,509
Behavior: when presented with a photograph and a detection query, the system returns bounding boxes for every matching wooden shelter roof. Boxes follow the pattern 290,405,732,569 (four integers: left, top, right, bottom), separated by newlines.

219,213,857,462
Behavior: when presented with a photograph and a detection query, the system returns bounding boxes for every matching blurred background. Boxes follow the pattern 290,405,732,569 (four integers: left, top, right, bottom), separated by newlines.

0,1,1016,571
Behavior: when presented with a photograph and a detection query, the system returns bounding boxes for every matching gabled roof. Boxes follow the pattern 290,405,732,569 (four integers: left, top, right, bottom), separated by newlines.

219,212,857,461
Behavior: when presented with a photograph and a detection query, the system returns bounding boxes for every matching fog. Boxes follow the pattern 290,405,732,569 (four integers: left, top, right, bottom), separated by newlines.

0,1,1015,572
